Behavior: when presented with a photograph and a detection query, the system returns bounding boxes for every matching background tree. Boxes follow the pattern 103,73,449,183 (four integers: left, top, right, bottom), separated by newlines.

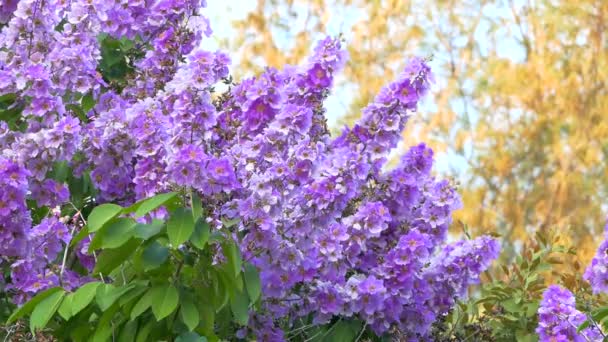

216,0,608,263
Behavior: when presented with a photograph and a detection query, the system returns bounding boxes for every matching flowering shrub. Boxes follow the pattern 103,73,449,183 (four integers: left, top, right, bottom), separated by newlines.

585,222,608,294
527,222,608,342
0,0,501,340
536,285,602,342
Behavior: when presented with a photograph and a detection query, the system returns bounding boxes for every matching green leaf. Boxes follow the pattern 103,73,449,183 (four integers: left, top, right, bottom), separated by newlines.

0,93,16,104
325,319,363,342
100,38,124,66
71,281,102,315
119,283,148,307
229,289,249,326
222,238,242,277
30,290,65,333
211,270,230,311
92,303,120,342
515,330,538,342
7,287,63,324
526,301,540,317
502,298,521,313
222,217,240,228
150,284,179,321
67,320,92,341
578,320,591,333
98,218,137,249
57,293,74,320
135,319,153,342
120,38,135,51
142,241,169,271
198,305,215,336
93,239,139,275
118,320,138,342
127,192,178,218
176,332,207,342
191,192,203,221
130,289,154,320
70,226,89,247
65,103,87,122
167,208,195,247
88,203,123,232
133,220,164,240
81,93,95,112
96,284,135,311
593,307,608,322
243,263,261,303
50,161,70,183
180,299,200,331
190,218,210,250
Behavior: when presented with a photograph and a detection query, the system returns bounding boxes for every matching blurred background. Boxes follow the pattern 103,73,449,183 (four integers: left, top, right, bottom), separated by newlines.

206,0,608,265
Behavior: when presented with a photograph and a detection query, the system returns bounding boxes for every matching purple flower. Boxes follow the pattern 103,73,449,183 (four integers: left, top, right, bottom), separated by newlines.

584,219,608,294
306,63,332,87
204,157,238,194
0,3,502,338
0,0,18,23
0,156,31,258
344,201,391,236
31,179,69,208
351,276,386,315
536,285,602,342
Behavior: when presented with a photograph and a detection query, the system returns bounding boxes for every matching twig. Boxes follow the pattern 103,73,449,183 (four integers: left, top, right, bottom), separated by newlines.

68,202,106,283
59,224,77,282
305,318,341,342
286,323,317,340
557,313,592,342
3,325,15,342
354,322,367,342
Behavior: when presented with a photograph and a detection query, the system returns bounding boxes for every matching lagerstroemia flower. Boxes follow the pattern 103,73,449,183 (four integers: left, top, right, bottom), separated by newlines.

0,1,501,339
536,285,602,342
0,156,31,258
584,219,608,294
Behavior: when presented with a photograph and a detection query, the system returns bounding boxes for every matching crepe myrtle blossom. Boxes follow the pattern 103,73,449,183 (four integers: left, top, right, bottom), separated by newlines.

584,219,608,294
536,285,602,342
0,1,500,339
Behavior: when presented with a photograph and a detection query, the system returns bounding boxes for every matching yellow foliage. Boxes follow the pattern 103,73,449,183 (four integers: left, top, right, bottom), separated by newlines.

225,0,608,265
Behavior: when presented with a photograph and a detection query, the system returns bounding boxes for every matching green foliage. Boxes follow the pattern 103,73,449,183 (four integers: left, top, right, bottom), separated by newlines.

434,231,592,342
167,207,196,247
6,287,64,325
578,306,608,334
87,204,123,232
0,92,25,131
97,35,144,91
6,192,260,341
282,317,388,342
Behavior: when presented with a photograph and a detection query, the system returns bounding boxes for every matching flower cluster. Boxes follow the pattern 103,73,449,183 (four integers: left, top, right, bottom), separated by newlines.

6,215,86,305
0,156,31,258
225,46,498,337
536,285,602,342
584,219,608,294
0,0,210,304
0,1,500,339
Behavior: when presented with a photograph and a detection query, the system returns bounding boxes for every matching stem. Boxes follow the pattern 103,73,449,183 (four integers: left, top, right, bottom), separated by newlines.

92,251,106,283
558,313,592,342
286,323,317,337
305,318,341,342
354,323,367,342
3,325,15,342
59,224,77,282
120,267,127,286
173,259,184,284
69,202,106,283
